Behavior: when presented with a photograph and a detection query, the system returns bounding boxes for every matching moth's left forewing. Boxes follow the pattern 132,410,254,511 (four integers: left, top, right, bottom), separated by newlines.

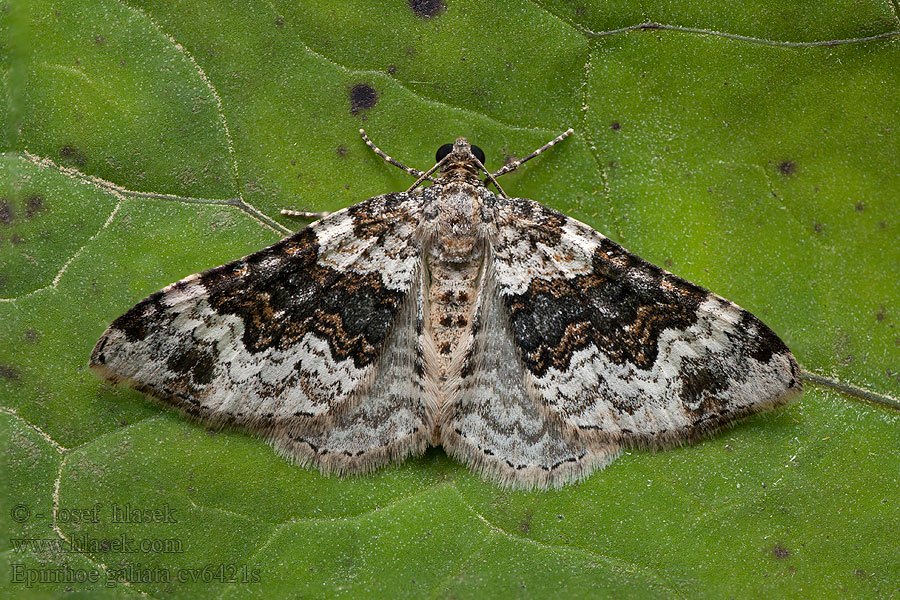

490,198,802,449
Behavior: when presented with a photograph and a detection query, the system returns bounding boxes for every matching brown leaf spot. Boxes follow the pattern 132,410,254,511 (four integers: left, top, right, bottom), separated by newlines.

519,509,533,532
778,160,796,176
610,121,621,131
408,0,444,19
60,145,87,167
349,83,377,115
26,195,43,218
0,365,20,380
0,199,12,224
773,544,791,559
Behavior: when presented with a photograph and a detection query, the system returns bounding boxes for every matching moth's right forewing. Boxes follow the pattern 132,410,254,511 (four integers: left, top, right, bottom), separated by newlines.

488,197,802,449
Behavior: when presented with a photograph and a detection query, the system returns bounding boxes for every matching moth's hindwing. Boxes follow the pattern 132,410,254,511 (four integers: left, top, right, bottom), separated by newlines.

440,257,621,490
90,192,438,473
488,197,802,450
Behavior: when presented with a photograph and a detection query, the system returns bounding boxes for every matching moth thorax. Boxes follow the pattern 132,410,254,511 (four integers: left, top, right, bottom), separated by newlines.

436,183,482,262
438,162,481,185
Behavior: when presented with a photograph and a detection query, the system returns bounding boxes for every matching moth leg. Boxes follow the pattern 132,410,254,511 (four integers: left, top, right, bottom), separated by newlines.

280,209,331,219
360,129,435,182
490,128,574,179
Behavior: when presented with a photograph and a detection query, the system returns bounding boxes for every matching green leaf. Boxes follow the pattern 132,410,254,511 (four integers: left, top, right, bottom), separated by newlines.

2,0,898,598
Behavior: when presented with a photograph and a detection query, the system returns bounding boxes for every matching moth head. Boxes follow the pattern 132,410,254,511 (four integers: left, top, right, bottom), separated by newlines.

436,138,486,166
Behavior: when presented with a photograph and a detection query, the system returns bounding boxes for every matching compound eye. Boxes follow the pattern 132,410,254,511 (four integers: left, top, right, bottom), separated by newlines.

471,145,486,165
435,143,453,162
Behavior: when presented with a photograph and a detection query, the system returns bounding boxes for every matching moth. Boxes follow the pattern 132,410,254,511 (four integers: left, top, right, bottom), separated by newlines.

90,129,802,489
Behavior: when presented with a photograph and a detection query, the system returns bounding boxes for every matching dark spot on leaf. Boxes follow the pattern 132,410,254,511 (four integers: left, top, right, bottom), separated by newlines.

610,121,621,131
773,544,791,559
813,222,824,233
664,259,673,269
0,364,20,380
349,83,377,115
408,0,444,19
274,15,284,26
60,145,87,167
0,199,11,224
94,35,104,44
336,145,348,157
387,64,397,75
855,201,865,211
875,308,885,321
519,510,533,532
24,329,40,343
26,195,43,218
778,160,795,176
